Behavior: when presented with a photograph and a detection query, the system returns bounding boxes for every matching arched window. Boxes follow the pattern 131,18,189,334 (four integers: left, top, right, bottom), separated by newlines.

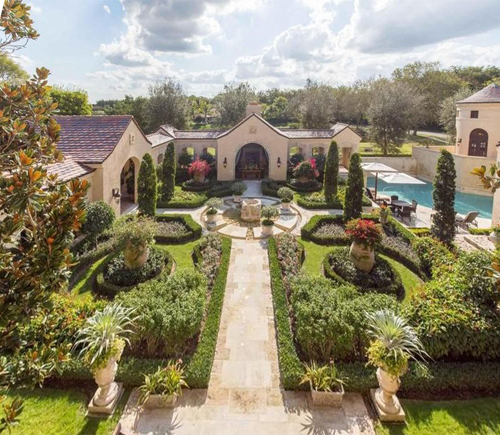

468,129,488,157
157,153,164,165
312,146,325,156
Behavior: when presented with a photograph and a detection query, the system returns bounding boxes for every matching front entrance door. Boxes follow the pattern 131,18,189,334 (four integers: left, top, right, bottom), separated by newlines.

468,129,488,157
235,143,269,180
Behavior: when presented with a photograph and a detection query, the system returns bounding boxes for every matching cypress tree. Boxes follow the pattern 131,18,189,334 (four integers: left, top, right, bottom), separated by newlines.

431,149,456,245
138,153,157,216
324,140,339,201
162,142,176,202
344,153,364,221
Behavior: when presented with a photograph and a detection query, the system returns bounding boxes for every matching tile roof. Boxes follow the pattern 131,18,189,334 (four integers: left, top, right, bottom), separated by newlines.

174,130,226,139
458,84,500,104
280,123,349,139
46,159,94,183
55,116,133,163
147,132,172,148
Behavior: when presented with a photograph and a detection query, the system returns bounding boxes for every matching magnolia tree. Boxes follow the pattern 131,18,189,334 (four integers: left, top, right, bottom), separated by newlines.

0,1,89,429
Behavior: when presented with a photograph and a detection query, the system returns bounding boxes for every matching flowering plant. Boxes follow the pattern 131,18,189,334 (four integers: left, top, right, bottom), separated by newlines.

293,159,319,180
345,219,382,247
188,159,211,176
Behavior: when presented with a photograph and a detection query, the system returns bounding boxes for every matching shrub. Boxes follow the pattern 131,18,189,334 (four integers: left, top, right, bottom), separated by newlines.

412,236,454,278
231,181,247,195
82,201,115,238
324,140,339,200
157,188,207,209
188,159,211,178
345,219,383,247
156,221,189,238
200,152,215,165
289,153,304,168
343,153,364,221
287,178,322,192
205,197,222,214
161,142,176,202
138,153,158,216
116,270,206,357
314,223,345,239
275,233,302,287
154,214,202,244
114,215,157,251
277,187,294,202
261,205,279,225
195,233,223,287
324,247,403,297
431,149,456,245
261,179,285,197
178,152,193,167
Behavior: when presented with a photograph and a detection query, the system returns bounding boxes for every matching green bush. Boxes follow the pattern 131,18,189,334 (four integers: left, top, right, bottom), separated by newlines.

287,179,322,193
324,140,339,200
261,179,285,197
138,153,158,216
116,270,206,358
469,227,492,235
412,236,454,278
323,247,404,297
409,227,431,237
82,201,115,238
154,214,202,244
161,142,176,202
157,188,207,208
344,153,364,221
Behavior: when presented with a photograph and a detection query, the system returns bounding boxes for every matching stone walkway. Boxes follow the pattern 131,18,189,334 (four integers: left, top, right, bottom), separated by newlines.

118,240,374,435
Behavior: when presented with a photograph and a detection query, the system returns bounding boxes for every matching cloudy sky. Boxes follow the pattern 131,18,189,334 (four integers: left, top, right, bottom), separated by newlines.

20,0,500,102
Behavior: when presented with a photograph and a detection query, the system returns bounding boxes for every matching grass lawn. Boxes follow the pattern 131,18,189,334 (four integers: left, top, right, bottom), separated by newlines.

156,241,198,271
71,255,110,299
4,388,128,435
359,135,445,156
376,398,500,435
300,240,422,301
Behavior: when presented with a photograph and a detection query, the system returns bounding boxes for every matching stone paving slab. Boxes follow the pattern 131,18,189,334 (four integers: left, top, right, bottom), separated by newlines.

254,227,283,239
218,225,249,239
118,239,374,435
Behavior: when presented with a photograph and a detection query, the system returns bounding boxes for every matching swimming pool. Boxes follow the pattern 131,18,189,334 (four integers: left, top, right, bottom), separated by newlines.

366,177,493,219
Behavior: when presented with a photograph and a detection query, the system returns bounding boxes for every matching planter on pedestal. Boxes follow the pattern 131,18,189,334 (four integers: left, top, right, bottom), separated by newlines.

206,210,217,224
299,176,311,185
262,222,274,236
193,172,205,183
124,241,149,269
370,368,405,422
88,356,123,415
281,200,291,212
349,241,375,273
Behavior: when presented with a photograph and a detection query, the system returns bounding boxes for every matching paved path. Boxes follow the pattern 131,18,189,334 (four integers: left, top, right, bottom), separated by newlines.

118,240,374,435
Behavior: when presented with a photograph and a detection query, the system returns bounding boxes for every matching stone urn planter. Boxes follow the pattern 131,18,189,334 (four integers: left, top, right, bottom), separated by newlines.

124,242,149,269
371,368,405,422
310,385,344,407
206,211,217,224
142,394,177,409
281,200,291,212
299,176,311,184
349,241,375,273
193,172,205,183
488,231,500,247
262,222,274,236
88,356,123,415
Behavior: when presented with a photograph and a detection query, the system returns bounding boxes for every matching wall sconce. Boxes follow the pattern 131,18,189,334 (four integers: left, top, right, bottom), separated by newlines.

112,188,121,199
223,157,227,168
497,141,500,148
277,157,281,168
457,138,462,145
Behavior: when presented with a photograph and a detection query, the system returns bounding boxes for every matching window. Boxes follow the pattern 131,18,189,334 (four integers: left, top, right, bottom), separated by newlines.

471,110,479,118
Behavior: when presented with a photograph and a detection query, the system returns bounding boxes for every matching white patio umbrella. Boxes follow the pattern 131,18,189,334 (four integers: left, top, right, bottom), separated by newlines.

360,163,397,199
378,172,426,185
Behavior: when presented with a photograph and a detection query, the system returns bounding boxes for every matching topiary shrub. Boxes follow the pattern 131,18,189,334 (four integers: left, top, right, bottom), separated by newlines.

161,142,176,202
343,153,364,221
138,153,158,216
412,236,454,278
82,200,115,240
324,140,339,201
431,149,456,246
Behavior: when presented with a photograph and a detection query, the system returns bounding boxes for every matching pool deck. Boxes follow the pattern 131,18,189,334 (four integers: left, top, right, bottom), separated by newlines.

411,204,491,229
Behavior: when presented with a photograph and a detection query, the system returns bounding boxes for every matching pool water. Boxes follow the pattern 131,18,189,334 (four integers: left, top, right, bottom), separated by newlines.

367,177,493,219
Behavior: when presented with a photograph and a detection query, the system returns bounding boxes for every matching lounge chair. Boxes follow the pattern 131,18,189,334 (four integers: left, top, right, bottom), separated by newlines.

455,211,479,231
365,188,390,205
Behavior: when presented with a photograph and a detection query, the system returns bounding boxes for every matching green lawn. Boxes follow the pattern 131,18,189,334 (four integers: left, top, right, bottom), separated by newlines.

300,240,422,301
4,388,128,435
71,255,110,298
376,398,500,435
359,135,445,156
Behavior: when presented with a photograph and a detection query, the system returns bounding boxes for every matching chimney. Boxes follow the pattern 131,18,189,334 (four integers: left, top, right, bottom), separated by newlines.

246,102,262,117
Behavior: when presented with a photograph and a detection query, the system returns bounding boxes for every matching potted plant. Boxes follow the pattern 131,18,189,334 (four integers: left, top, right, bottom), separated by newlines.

489,225,500,247
75,304,137,414
231,181,247,203
293,159,319,184
277,187,294,212
300,361,345,407
378,203,391,225
138,360,188,409
188,158,211,183
366,309,428,422
205,197,222,224
345,218,382,273
261,205,280,236
114,216,157,269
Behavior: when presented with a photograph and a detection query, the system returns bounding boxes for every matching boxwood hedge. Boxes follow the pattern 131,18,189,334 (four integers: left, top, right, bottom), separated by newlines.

155,214,202,244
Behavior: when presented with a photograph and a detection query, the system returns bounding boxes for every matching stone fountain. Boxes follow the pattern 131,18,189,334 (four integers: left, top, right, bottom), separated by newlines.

240,198,261,222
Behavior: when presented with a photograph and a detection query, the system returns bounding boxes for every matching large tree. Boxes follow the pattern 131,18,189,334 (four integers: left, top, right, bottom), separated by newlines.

292,79,336,129
213,82,255,127
138,153,157,216
0,1,88,429
161,142,176,202
431,150,456,246
49,86,92,115
450,65,500,90
146,77,189,132
439,88,473,144
101,95,149,131
343,153,364,221
324,140,339,201
367,79,424,156
0,53,28,83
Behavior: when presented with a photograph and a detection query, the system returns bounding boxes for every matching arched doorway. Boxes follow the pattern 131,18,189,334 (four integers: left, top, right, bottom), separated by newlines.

120,158,136,213
235,143,269,180
469,129,488,157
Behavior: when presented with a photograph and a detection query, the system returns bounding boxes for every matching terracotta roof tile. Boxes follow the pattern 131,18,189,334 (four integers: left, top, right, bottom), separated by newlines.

55,116,133,163
458,84,500,104
46,159,94,183
147,132,172,148
174,130,225,139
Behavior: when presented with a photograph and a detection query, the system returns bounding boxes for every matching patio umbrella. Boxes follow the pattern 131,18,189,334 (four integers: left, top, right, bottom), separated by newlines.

378,172,426,185
360,163,397,199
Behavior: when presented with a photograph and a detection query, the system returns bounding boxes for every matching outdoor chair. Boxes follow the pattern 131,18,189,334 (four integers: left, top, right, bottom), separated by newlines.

366,188,390,205
389,195,399,213
410,200,418,221
455,211,479,231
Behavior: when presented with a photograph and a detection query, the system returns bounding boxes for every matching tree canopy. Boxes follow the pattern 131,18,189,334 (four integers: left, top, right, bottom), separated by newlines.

213,81,255,127
50,86,92,115
0,53,28,83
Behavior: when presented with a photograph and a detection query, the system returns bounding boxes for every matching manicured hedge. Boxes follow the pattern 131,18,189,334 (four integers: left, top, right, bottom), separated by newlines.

184,236,232,388
261,179,285,197
155,214,202,244
94,247,173,298
268,237,305,390
181,180,213,192
296,192,372,210
286,181,322,193
409,227,431,237
469,227,492,236
157,192,207,209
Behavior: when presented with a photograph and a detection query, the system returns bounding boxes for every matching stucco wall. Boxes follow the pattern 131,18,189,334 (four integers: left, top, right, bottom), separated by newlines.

412,146,494,196
455,103,500,159
361,156,418,174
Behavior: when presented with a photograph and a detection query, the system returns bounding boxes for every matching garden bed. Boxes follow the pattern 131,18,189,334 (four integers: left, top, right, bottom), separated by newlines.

155,214,202,244
157,186,207,208
296,189,372,210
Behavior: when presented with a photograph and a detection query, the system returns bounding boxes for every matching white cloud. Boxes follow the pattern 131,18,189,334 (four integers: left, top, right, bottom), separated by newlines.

27,3,41,14
103,5,111,14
